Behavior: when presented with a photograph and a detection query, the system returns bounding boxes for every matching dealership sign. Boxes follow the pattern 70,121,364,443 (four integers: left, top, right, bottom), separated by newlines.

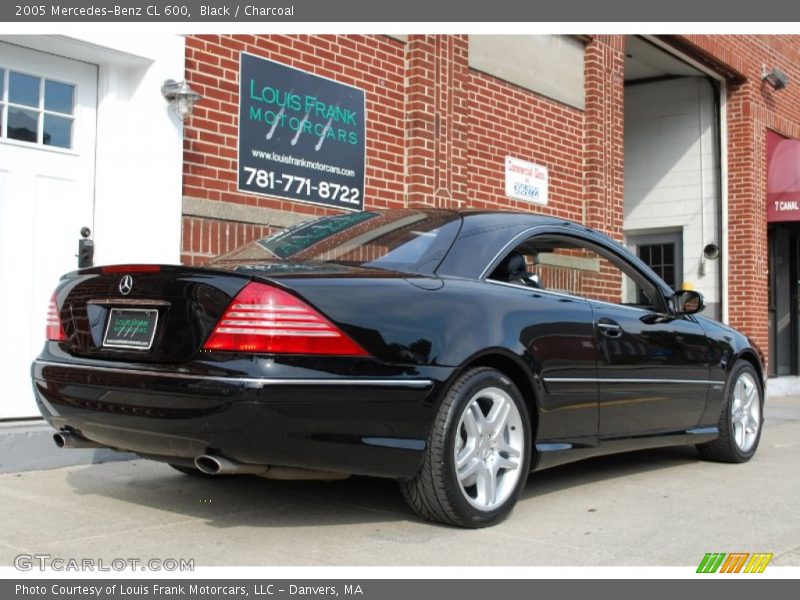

505,156,548,206
238,53,366,211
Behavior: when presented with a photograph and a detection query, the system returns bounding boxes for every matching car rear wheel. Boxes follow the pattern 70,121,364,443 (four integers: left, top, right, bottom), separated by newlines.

697,360,763,463
400,367,532,528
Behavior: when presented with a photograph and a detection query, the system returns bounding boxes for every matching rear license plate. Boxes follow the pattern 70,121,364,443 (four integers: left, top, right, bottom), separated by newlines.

102,308,159,350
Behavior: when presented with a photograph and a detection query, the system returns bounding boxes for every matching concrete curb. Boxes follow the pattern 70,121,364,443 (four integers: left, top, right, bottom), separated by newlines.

0,420,135,474
766,376,800,399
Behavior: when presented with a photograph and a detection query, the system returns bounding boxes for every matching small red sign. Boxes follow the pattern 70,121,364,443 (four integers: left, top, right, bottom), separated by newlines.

768,195,800,222
767,130,800,223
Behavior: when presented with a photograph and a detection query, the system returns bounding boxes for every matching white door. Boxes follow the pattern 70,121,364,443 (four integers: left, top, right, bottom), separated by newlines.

0,42,97,419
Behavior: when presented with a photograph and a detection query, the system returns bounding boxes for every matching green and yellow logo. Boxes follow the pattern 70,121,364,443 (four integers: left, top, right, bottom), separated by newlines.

696,552,773,573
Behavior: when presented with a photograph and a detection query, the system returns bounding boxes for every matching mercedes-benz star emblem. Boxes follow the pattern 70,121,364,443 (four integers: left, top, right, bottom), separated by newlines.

119,275,134,296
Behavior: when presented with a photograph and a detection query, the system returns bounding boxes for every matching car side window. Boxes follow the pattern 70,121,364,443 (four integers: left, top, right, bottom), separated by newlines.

490,235,666,312
487,249,542,289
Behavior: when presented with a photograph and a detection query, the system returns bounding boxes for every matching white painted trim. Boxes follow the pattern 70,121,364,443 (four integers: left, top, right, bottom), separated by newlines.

719,80,729,325
0,35,153,67
640,37,726,83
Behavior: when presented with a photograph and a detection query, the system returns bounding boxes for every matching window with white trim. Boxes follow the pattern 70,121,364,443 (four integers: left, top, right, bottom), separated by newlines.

0,68,75,149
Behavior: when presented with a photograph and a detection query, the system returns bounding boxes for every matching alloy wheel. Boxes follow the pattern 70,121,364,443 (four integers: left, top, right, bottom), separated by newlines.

730,372,761,453
454,386,525,511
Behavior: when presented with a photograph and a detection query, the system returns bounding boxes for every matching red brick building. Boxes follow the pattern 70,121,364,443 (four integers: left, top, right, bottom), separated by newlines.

181,34,800,378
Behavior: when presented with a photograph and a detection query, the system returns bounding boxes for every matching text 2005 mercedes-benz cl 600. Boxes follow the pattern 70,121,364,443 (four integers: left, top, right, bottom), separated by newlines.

33,209,765,527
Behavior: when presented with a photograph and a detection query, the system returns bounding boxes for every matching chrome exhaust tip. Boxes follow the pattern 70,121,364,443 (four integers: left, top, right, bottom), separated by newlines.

194,454,268,475
53,431,104,449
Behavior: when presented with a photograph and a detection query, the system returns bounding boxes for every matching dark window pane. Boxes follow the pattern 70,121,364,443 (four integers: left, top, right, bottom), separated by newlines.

664,266,675,287
0,68,5,100
639,243,678,276
43,114,72,148
45,80,74,114
9,72,40,108
7,106,38,142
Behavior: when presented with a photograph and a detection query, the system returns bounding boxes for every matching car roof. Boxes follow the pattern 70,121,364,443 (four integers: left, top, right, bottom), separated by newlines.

435,210,598,279
431,209,674,300
417,207,574,226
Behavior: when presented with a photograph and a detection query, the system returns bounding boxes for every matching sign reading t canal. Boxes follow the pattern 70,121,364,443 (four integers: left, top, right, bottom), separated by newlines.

238,53,366,211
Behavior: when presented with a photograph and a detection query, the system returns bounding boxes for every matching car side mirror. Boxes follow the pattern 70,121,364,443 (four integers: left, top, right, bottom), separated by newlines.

673,290,705,315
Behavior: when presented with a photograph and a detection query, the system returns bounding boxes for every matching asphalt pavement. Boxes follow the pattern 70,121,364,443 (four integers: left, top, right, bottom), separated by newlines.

1,395,798,567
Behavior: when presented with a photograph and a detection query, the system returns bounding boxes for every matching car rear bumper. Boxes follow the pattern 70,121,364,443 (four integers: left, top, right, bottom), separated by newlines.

31,348,447,479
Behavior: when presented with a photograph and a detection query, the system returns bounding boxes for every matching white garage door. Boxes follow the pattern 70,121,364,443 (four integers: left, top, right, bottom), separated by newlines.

0,42,97,419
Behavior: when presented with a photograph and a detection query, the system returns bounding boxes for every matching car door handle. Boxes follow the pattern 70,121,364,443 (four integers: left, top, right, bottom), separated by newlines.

597,319,622,338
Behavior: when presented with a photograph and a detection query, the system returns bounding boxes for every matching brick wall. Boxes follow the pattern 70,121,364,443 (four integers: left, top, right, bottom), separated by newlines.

584,36,626,241
467,68,585,220
181,216,274,262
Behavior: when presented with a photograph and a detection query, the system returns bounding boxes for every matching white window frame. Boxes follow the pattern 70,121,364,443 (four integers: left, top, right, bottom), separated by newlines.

0,66,78,153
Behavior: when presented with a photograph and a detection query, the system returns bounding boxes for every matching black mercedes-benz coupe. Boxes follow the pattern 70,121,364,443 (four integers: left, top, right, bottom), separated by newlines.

33,208,765,527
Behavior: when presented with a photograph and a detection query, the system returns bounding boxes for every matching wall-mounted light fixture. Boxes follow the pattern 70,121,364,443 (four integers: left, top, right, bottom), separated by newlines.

698,242,720,277
703,243,720,260
161,79,203,121
761,65,789,90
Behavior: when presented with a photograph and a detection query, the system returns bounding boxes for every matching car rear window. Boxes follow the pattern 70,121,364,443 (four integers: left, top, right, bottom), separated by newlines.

212,210,462,275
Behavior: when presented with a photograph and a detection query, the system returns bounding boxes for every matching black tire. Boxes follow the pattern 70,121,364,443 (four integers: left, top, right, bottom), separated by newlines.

697,360,764,463
400,367,532,528
168,463,217,478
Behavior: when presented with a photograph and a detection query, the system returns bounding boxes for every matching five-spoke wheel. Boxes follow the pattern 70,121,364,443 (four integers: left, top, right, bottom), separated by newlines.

730,371,761,453
400,367,531,528
454,386,525,511
698,360,763,463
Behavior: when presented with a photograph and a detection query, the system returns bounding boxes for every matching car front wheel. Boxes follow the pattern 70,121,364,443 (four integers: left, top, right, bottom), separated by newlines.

697,360,763,463
400,367,532,528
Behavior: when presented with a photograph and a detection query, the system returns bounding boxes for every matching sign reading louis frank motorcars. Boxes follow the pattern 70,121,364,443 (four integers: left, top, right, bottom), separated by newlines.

238,53,366,211
505,156,548,206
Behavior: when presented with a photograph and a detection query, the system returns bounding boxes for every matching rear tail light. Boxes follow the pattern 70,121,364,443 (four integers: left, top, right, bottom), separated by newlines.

203,282,369,356
46,292,66,341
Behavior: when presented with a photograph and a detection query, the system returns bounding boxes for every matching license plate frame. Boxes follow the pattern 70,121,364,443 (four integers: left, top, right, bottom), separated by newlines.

102,308,159,350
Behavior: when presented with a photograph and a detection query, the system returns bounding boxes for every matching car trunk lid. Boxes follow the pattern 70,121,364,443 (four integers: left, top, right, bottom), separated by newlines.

54,265,250,363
